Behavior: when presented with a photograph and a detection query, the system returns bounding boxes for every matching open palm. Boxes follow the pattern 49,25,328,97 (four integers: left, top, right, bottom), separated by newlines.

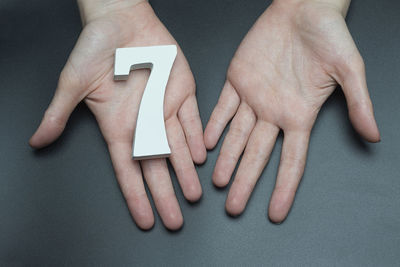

204,1,380,223
30,2,206,230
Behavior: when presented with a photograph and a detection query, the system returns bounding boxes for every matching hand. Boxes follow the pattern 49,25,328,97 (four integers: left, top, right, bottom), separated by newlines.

204,0,380,223
29,0,206,230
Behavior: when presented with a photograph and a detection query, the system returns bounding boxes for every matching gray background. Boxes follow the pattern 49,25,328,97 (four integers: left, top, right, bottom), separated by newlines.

1,0,399,265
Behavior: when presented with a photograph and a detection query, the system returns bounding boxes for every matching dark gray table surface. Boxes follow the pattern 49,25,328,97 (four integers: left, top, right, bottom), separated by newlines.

1,0,399,265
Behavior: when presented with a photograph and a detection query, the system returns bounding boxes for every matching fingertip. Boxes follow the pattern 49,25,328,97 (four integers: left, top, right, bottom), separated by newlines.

128,199,155,231
268,207,287,224
130,207,155,230
212,155,235,188
364,130,381,143
29,133,40,149
29,118,65,149
268,190,294,224
348,104,381,143
268,215,286,224
225,195,245,217
29,120,46,149
184,183,203,203
212,169,230,188
225,206,243,217
213,181,227,188
193,152,207,165
136,215,155,231
164,210,184,231
192,143,207,165
204,126,218,150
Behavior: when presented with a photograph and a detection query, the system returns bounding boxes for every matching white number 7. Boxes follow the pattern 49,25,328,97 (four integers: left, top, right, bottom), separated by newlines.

114,45,177,160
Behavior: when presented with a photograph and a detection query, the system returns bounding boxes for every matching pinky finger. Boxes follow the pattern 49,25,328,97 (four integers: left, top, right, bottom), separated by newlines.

178,96,207,164
204,81,240,149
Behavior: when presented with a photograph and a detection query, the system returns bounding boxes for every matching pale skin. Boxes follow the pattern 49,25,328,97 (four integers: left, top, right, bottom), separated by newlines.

30,0,380,229
30,0,206,230
204,0,380,223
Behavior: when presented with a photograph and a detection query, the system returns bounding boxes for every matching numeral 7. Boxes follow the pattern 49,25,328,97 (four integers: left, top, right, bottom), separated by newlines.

114,45,177,160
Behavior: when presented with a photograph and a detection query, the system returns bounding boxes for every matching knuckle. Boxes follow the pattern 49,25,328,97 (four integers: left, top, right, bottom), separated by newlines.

349,55,365,73
229,125,247,139
125,190,147,207
170,141,187,155
273,185,297,198
227,59,256,91
59,63,83,92
44,109,66,129
179,112,198,126
219,150,239,164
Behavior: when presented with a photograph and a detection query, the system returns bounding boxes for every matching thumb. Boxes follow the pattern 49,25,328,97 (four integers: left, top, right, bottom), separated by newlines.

337,53,381,143
29,64,85,148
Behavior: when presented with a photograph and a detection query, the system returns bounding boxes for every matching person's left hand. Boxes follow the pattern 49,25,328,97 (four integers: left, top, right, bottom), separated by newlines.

204,0,380,223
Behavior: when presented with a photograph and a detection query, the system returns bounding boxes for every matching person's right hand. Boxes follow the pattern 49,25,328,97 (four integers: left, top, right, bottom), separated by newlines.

29,0,206,230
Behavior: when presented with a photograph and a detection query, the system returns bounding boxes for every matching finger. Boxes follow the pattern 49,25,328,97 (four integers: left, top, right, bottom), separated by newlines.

268,130,310,223
226,121,279,216
29,63,86,148
178,95,207,164
166,117,202,202
141,159,183,231
108,141,154,230
337,53,380,143
204,81,240,149
212,103,256,187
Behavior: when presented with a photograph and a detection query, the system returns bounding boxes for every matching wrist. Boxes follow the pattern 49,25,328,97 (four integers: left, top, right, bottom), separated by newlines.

77,0,148,25
273,0,350,17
